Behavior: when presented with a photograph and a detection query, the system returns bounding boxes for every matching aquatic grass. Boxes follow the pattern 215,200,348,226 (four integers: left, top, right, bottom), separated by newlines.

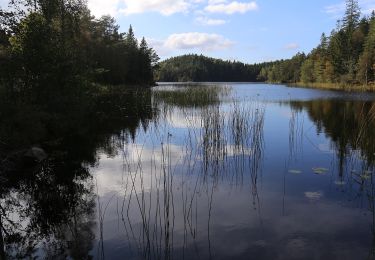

153,84,231,108
99,89,268,259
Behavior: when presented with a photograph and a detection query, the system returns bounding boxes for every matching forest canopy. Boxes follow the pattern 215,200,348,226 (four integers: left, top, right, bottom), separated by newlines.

258,0,375,86
156,54,275,82
0,0,159,106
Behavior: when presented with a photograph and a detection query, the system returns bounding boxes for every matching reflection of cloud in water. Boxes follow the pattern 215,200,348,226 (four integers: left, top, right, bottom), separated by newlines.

167,110,202,129
92,143,184,196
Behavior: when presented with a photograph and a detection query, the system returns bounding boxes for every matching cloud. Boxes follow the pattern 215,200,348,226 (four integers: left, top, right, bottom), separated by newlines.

205,1,258,15
147,32,234,57
324,2,346,18
164,32,234,51
195,16,228,25
88,0,259,17
324,0,375,18
88,0,193,17
120,0,191,16
284,43,300,50
88,0,121,17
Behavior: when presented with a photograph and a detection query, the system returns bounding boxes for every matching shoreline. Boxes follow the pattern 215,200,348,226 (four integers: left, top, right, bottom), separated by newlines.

287,82,375,92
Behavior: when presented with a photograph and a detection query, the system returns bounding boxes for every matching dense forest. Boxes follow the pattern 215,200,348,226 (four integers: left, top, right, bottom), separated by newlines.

156,54,274,82
259,0,375,86
0,0,158,100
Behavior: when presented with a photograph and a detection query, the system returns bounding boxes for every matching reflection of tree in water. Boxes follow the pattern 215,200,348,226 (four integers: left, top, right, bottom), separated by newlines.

288,99,375,258
289,100,375,167
0,88,157,258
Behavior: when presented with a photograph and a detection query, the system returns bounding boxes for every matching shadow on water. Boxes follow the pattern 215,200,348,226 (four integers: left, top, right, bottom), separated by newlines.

0,88,157,259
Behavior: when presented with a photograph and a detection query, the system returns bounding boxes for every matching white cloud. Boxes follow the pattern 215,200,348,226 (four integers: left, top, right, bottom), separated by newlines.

147,32,234,57
195,16,228,25
120,0,191,16
284,43,300,50
88,0,121,17
324,0,375,18
208,0,228,4
164,32,234,51
324,2,346,18
88,0,194,17
205,1,258,15
88,0,259,17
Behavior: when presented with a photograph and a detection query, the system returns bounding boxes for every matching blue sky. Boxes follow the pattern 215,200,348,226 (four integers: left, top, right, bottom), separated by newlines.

72,1,375,63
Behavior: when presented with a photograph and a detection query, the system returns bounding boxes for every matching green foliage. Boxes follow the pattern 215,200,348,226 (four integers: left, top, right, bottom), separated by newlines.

156,54,272,82
0,0,159,105
257,53,306,83
259,0,375,87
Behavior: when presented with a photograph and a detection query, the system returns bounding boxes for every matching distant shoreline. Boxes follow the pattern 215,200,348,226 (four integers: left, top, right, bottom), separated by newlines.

156,81,375,92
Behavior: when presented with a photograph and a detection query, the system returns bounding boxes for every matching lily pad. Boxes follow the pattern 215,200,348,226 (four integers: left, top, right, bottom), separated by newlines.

289,169,302,174
313,167,329,175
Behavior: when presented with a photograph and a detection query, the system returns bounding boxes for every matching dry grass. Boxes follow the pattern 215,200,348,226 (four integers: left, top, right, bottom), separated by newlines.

290,82,375,92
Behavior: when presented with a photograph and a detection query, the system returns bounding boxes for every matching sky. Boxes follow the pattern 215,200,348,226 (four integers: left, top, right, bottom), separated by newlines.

3,0,375,63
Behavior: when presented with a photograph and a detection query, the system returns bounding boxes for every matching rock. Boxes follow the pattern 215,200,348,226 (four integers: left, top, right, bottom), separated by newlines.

24,147,47,162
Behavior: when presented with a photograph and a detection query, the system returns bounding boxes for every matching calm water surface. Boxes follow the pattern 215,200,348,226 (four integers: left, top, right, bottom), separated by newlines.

2,83,375,259
90,83,375,260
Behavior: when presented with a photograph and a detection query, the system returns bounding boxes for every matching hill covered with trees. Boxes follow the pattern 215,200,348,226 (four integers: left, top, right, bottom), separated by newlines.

156,54,274,82
259,0,375,87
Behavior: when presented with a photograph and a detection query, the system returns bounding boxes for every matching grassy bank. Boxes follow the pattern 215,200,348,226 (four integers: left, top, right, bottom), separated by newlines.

288,82,375,92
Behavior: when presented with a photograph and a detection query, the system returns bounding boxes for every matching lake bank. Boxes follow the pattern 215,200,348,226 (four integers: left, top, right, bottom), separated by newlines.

289,82,375,92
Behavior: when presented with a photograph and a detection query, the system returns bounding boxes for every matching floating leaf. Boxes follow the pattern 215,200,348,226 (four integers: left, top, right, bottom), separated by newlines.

289,169,302,174
313,167,329,175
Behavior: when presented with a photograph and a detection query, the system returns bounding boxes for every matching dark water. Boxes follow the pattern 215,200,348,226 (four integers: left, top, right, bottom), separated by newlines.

1,83,375,259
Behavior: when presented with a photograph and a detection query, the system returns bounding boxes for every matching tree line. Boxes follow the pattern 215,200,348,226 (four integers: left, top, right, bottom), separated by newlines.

0,0,159,107
156,54,274,82
259,0,375,86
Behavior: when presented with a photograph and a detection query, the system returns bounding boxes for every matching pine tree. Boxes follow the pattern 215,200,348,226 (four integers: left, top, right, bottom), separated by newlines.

343,0,361,31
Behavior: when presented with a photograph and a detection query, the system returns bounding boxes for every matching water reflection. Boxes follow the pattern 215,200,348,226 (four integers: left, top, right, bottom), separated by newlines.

0,89,156,258
1,84,375,259
94,85,375,260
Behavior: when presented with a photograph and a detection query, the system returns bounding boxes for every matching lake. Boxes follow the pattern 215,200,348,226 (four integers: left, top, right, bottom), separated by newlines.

2,83,375,259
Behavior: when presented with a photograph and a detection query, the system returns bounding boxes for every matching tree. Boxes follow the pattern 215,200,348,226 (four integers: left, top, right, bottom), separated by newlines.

358,18,375,83
343,0,361,30
301,58,315,83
